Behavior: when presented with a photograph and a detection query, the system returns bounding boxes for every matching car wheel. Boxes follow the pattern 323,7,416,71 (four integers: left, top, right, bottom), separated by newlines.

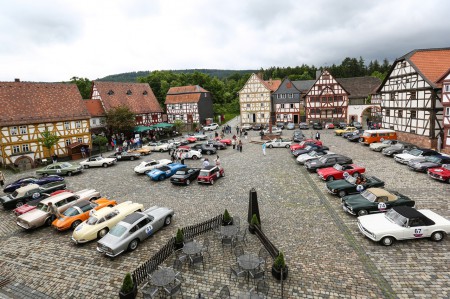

42,173,48,177
431,231,445,242
206,151,211,155
380,236,394,246
71,220,82,229
159,175,165,181
84,165,89,169
186,179,190,185
164,216,172,226
338,190,347,197
357,209,368,216
130,157,135,161
285,144,290,148
192,155,198,160
15,201,24,208
128,239,139,251
160,149,164,152
67,172,73,176
268,145,273,148
210,179,214,185
352,172,359,178
102,163,108,168
45,217,53,226
326,176,334,181
98,228,109,238
222,172,225,177
144,170,150,175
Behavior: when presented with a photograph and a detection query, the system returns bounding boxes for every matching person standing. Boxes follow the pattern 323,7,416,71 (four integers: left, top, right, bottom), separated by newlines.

236,126,240,135
215,155,221,166
52,153,58,164
202,158,210,168
315,131,321,141
81,146,86,158
262,142,266,156
47,202,61,222
231,138,236,150
0,171,5,187
180,152,185,165
239,140,243,153
244,131,248,140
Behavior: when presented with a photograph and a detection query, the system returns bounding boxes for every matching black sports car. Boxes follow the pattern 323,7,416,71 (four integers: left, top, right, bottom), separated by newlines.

382,143,416,157
3,175,64,193
292,145,329,157
170,168,201,185
305,154,353,172
191,144,217,155
326,175,385,197
347,130,365,142
205,140,227,150
108,151,141,161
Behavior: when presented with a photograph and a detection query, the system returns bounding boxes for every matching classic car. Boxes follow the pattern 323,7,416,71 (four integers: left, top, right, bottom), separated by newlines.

193,133,208,140
107,151,140,162
52,198,117,231
342,188,414,217
337,122,348,129
352,121,363,129
175,148,202,159
17,189,101,230
214,137,232,145
265,138,292,148
203,123,219,131
394,148,439,164
335,126,357,136
312,122,323,130
369,139,399,152
299,122,309,130
127,147,151,156
317,164,366,181
80,156,117,168
3,175,64,193
408,155,450,172
252,124,262,131
292,145,329,157
241,124,252,131
144,142,170,152
71,201,144,244
197,165,224,185
382,142,416,157
286,123,295,130
134,159,172,174
97,206,174,257
290,139,323,151
292,130,305,142
325,123,335,129
427,164,450,183
263,127,282,135
343,129,363,139
170,168,201,185
305,154,353,172
1,182,66,209
205,140,227,150
191,144,217,155
276,122,286,130
36,162,83,177
326,175,385,197
357,206,450,246
296,150,333,164
146,163,187,181
13,189,72,216
347,131,365,142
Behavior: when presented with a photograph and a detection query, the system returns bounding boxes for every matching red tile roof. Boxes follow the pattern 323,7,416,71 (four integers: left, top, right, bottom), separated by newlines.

0,82,90,126
84,99,105,117
409,48,450,85
167,85,208,94
262,79,281,91
93,81,163,114
165,85,209,104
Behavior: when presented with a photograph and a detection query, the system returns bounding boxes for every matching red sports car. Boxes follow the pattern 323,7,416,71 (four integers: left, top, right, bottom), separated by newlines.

290,139,323,152
186,136,197,143
316,164,366,181
197,165,224,185
214,137,232,145
427,164,450,183
13,189,72,216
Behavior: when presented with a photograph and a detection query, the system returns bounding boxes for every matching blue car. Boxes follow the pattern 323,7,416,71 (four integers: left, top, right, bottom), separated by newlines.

146,163,187,181
3,175,65,193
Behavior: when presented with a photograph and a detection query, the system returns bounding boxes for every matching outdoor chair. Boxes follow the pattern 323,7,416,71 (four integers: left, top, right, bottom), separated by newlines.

189,254,205,273
233,216,241,228
172,258,184,281
141,282,159,299
258,248,271,269
249,269,266,284
174,248,188,263
235,227,248,246
250,280,269,298
229,263,246,284
221,236,235,253
218,285,231,299
201,237,211,258
164,280,184,298
233,246,244,260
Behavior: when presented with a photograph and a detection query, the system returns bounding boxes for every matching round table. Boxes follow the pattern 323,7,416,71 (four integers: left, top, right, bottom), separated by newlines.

182,241,203,256
237,254,261,271
221,225,238,237
151,268,176,287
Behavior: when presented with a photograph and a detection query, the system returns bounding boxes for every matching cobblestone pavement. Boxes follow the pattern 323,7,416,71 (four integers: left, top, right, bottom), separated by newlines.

0,120,449,298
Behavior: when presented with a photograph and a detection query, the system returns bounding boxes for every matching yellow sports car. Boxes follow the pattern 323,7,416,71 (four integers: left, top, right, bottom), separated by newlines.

334,126,357,136
128,148,151,156
71,201,143,244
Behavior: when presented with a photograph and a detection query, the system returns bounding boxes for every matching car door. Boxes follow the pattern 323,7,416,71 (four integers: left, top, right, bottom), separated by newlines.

401,218,429,239
137,217,154,239
326,158,336,167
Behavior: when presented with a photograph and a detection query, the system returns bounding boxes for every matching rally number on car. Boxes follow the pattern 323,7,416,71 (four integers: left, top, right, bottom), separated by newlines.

413,228,423,238
32,192,40,199
118,155,122,159
56,169,61,173
166,170,171,175
145,225,153,235
378,202,387,211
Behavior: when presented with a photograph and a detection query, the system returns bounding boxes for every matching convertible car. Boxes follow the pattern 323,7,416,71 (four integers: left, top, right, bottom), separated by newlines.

127,148,151,156
305,154,352,172
290,139,323,152
427,164,450,183
71,201,143,244
342,188,414,217
1,181,66,209
170,168,201,185
80,156,117,168
134,159,172,174
358,206,450,246
97,206,174,257
316,164,366,181
292,145,329,157
146,163,187,181
3,175,64,193
326,175,385,197
296,150,332,164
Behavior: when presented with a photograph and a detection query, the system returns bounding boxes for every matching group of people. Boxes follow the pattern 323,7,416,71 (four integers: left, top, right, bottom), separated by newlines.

222,125,232,135
231,135,243,152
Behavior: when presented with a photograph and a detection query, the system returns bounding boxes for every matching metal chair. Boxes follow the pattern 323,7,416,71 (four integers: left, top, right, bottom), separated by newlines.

233,216,241,228
202,237,211,258
258,247,271,269
229,263,246,284
174,248,188,263
172,258,184,280
235,227,248,246
221,236,235,253
218,285,231,298
141,282,159,299
164,280,183,298
250,280,269,298
249,269,265,284
233,246,244,260
189,254,205,272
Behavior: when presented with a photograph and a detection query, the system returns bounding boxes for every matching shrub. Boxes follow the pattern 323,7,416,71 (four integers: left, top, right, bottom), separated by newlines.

250,214,260,226
273,252,286,270
223,209,231,223
175,228,184,243
120,272,134,294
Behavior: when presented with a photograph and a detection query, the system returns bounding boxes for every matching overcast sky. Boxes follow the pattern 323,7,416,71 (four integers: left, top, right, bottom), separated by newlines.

1,0,450,82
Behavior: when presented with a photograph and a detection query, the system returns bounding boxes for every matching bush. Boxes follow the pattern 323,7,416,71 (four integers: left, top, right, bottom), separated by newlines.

250,214,260,226
175,228,184,243
120,272,134,293
223,209,231,223
273,252,286,270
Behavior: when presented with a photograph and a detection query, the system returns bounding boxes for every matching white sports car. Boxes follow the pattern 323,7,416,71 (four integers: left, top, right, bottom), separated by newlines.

203,123,219,131
144,142,170,152
134,159,172,174
265,138,292,148
263,127,282,135
358,206,450,246
79,156,116,168
296,150,333,164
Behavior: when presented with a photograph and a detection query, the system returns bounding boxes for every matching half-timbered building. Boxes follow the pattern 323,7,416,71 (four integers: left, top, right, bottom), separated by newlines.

436,68,450,153
165,85,214,125
84,99,106,134
0,80,91,168
91,81,163,126
378,48,450,149
239,74,281,125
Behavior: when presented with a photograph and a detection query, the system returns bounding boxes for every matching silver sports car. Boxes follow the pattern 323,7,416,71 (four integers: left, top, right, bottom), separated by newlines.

96,206,174,257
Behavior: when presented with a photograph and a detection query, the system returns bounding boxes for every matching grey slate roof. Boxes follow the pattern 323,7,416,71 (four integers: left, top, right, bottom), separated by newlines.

335,77,381,99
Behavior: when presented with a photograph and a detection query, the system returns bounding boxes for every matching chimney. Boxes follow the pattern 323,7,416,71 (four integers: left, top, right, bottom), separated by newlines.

315,71,321,80
14,78,20,82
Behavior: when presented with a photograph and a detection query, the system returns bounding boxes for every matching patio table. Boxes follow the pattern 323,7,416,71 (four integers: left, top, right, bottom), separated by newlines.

182,241,203,256
237,254,261,283
151,267,176,287
237,292,263,299
221,225,239,238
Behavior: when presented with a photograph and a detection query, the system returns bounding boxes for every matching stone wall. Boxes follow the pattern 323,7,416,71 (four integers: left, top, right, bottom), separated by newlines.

396,131,438,150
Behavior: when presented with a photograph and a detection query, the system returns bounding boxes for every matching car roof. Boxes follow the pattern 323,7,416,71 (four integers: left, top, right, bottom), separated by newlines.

203,165,216,170
392,206,425,219
122,212,143,225
16,184,40,192
41,191,74,204
367,188,391,197
73,200,91,208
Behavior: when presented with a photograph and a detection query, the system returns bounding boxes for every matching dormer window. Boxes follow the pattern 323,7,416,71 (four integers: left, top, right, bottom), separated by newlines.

107,90,114,95
126,90,132,95
143,91,148,95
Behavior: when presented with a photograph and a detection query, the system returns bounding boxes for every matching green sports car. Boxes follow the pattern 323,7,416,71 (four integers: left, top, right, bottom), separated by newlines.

36,162,83,177
326,175,385,198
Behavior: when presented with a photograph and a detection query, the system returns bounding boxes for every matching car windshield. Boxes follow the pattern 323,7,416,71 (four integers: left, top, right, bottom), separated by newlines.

158,166,170,172
443,164,450,170
11,191,19,198
333,164,343,171
345,176,357,184
199,170,210,176
425,156,440,163
63,207,80,217
382,140,391,144
60,162,72,169
36,203,49,212
361,190,377,202
385,209,408,227
299,141,305,146
392,144,403,148
363,132,371,137
408,149,422,156
87,216,98,225
308,151,317,157
109,224,128,237
305,146,312,151
318,156,327,163
175,170,186,175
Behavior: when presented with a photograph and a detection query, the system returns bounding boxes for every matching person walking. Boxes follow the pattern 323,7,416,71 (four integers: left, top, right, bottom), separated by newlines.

236,126,240,135
180,152,185,165
202,158,210,168
239,140,243,153
81,146,86,158
262,142,266,156
315,131,321,141
0,171,5,187
215,155,221,166
231,138,236,149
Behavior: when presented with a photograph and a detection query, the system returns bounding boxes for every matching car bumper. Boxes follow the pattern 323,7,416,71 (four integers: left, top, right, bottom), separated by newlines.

325,186,338,195
342,203,356,215
17,221,33,230
96,245,124,257
357,221,377,241
71,237,91,244
428,172,446,181
394,157,408,164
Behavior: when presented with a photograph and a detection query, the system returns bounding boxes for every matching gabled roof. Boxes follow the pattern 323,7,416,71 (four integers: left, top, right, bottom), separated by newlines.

292,80,316,92
93,81,163,114
0,82,90,126
262,79,281,91
84,99,105,117
336,77,381,99
436,68,450,83
165,85,210,104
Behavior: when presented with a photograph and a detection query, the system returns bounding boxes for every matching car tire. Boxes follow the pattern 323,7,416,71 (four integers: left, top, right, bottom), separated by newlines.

210,179,214,185
128,239,139,251
326,176,334,181
42,173,48,177
130,157,135,161
352,172,359,178
98,228,109,238
104,163,110,168
71,220,82,229
15,201,24,208
380,236,394,246
285,144,290,148
431,231,445,242
67,172,73,176
192,156,198,160
206,151,211,155
84,165,89,169
357,209,368,216
222,172,225,177
164,216,172,226
159,175,165,181
160,149,164,152
268,145,273,148
186,179,190,185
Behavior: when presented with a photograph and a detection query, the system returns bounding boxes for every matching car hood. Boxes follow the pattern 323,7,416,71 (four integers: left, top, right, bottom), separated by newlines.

395,153,418,160
98,233,122,247
317,167,338,176
18,209,48,222
410,161,438,168
148,169,163,176
326,179,352,190
342,194,369,206
428,168,450,175
72,222,101,239
358,214,403,234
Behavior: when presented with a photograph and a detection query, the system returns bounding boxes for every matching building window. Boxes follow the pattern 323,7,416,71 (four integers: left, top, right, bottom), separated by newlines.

445,84,450,92
276,114,281,120
22,144,30,152
398,110,403,118
290,104,294,108
13,145,20,154
410,111,417,119
75,121,81,128
246,95,249,97
246,104,250,108
65,121,70,130
386,109,390,116
78,138,83,143
260,94,264,97
401,61,407,68
10,126,18,135
409,91,416,100
92,119,97,125
261,113,264,118
261,103,264,107
19,125,27,134
318,86,322,91
65,139,71,146
446,107,450,116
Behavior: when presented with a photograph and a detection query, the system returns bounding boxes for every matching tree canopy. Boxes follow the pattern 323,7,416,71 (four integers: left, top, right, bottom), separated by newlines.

105,106,135,134
37,130,60,156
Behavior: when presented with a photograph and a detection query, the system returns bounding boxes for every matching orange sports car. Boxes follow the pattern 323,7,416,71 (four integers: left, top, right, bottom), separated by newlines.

52,198,117,231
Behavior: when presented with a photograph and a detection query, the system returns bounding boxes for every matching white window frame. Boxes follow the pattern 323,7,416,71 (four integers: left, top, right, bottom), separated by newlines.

260,113,264,118
92,119,97,125
65,139,71,146
10,126,18,135
12,145,20,154
19,125,27,135
75,121,81,128
261,103,264,107
445,84,450,92
77,138,83,143
290,103,294,109
64,121,70,130
22,144,30,152
446,107,450,116
246,104,250,108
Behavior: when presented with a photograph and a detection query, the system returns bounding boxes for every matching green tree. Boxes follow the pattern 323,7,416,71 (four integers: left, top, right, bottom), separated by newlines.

173,119,184,133
105,105,135,134
69,77,92,99
37,129,60,157
92,135,108,153
370,71,386,81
